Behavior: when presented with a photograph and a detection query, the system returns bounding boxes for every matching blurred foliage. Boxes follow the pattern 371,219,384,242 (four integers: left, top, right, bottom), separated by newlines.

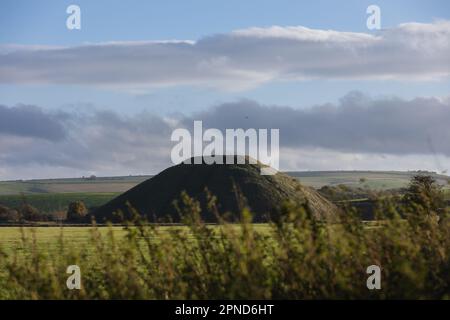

0,175,448,299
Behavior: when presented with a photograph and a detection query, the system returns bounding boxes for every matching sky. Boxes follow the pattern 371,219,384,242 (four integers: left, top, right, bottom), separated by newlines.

0,0,450,179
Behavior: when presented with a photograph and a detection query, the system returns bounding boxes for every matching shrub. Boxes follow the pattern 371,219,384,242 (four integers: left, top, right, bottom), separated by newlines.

403,174,445,216
67,201,88,222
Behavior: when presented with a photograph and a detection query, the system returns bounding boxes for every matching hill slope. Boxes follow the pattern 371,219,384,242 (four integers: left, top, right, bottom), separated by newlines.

94,157,338,222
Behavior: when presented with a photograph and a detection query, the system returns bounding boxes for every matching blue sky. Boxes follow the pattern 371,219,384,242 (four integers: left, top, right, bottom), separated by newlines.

1,0,449,114
1,1,450,179
2,0,449,44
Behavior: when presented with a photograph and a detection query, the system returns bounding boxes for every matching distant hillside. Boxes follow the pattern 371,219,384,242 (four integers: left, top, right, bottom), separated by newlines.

94,157,338,223
287,170,450,189
0,176,152,195
1,170,448,196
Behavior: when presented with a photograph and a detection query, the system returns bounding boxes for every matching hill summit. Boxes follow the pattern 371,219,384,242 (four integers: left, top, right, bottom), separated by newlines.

94,156,338,222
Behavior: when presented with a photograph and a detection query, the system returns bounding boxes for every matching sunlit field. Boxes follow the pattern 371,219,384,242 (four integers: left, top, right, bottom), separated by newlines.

0,224,275,253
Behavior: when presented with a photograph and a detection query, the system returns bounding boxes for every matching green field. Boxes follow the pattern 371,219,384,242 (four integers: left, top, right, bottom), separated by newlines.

0,226,163,254
2,171,449,196
288,171,450,189
0,225,271,250
0,226,122,252
0,176,150,195
0,192,119,213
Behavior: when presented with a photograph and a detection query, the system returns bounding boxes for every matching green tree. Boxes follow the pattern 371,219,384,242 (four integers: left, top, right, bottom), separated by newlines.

404,175,445,217
67,201,88,222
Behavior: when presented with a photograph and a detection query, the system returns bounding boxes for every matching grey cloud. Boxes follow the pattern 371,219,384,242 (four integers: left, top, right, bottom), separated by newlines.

189,92,450,156
0,104,66,141
0,21,449,90
1,92,450,180
0,107,174,176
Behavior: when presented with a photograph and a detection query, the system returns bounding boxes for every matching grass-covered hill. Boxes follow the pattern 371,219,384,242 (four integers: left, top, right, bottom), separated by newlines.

94,157,338,222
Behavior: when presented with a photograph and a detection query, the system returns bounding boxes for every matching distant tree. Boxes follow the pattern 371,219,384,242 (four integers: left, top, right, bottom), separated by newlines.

67,201,88,222
359,177,367,184
404,175,445,217
0,205,19,222
19,204,41,221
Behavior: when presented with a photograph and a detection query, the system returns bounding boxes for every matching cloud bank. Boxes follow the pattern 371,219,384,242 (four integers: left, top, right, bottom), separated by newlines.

0,104,66,140
191,92,450,156
1,21,450,91
1,92,450,179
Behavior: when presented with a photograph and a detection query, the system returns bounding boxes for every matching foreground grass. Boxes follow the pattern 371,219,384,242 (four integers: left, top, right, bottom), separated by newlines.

0,193,448,299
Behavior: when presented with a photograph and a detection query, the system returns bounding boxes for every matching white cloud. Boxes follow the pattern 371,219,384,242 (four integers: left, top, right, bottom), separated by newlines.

279,147,450,173
1,21,449,91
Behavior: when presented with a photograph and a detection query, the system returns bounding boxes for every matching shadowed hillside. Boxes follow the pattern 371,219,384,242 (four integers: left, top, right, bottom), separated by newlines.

94,156,338,222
